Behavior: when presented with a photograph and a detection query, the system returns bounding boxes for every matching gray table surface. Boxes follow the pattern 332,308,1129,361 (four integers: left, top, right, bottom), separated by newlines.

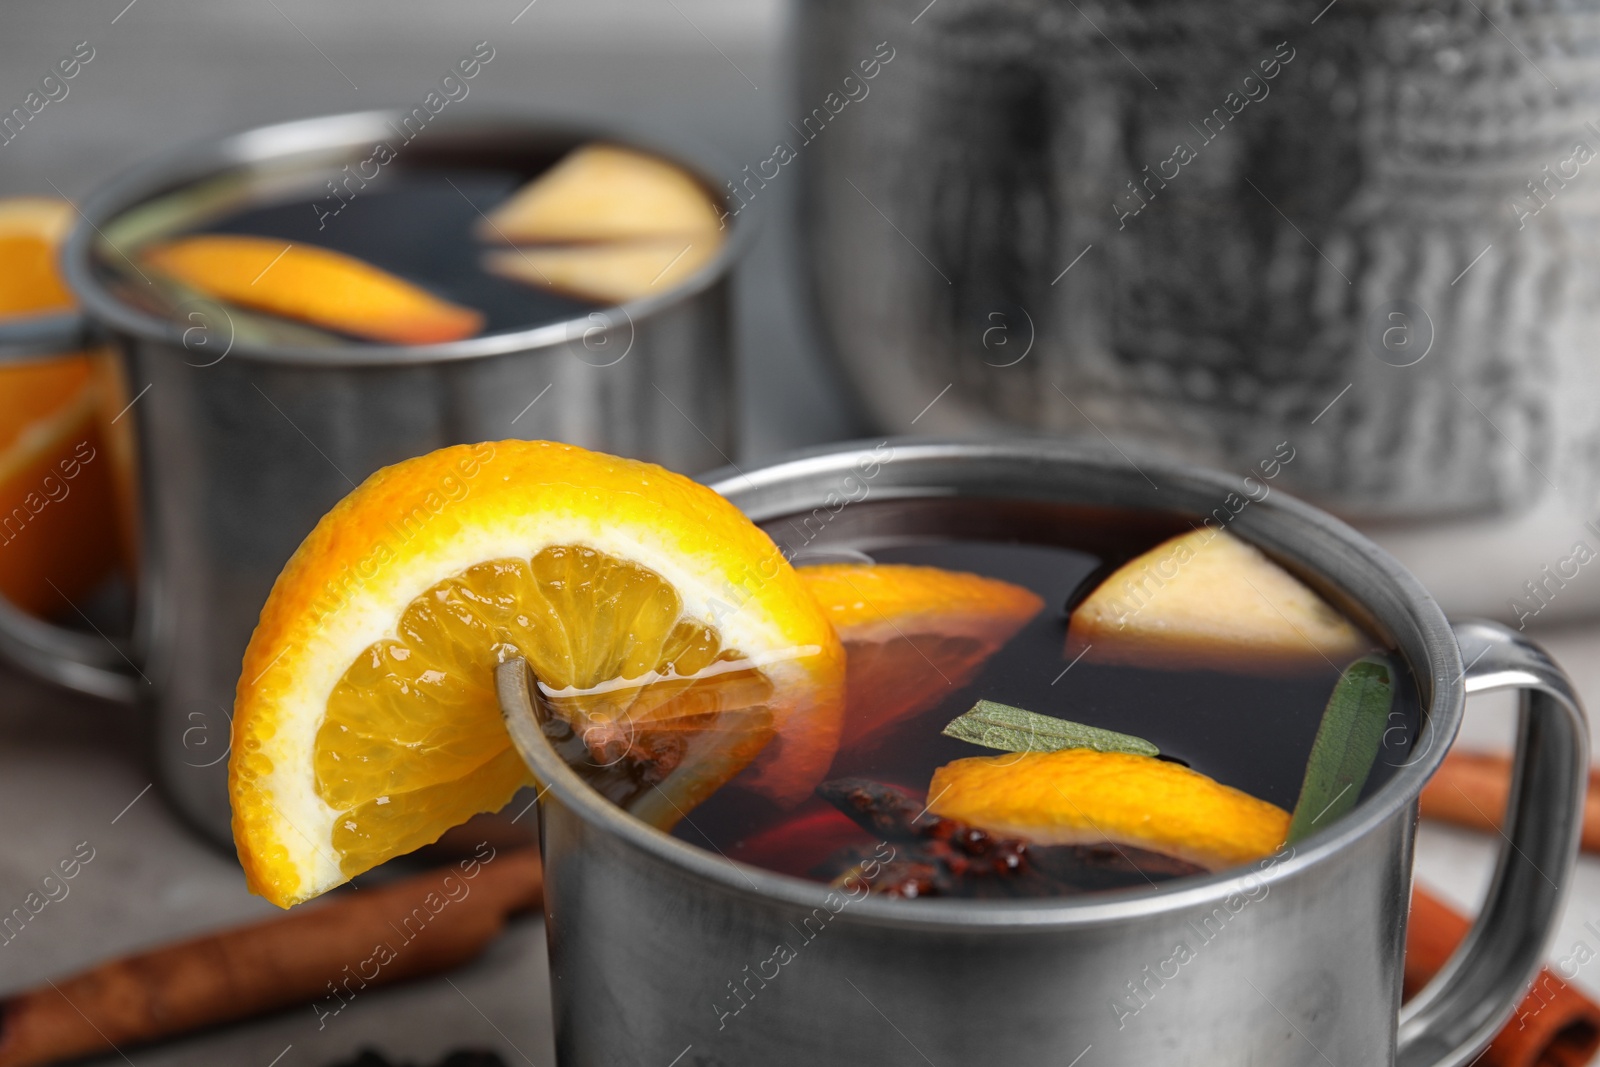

0,3,1596,1064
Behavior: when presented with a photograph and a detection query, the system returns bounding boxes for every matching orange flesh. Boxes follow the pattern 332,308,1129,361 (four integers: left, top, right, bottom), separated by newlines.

0,234,74,316
317,545,777,878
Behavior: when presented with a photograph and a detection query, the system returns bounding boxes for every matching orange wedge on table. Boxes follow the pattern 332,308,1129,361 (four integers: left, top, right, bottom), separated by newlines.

0,197,133,616
230,441,845,907
142,235,483,345
929,749,1291,871
798,564,1044,747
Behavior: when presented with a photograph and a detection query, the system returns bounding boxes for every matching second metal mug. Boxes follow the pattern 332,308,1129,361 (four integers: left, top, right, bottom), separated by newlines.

0,108,748,846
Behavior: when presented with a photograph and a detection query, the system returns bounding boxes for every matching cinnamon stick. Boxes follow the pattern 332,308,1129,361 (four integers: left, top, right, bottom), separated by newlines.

5,839,1594,1067
0,847,542,1067
1407,886,1600,1067
1419,751,1600,855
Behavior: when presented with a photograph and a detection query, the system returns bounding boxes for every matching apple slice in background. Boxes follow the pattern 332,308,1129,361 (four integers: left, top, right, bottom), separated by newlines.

483,238,717,305
476,143,722,244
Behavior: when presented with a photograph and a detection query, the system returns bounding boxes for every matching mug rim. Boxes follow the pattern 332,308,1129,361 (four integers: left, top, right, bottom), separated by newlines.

59,107,753,368
0,310,87,363
505,436,1463,932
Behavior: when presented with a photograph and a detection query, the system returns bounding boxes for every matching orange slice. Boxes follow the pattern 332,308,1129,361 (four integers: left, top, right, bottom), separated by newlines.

798,564,1043,747
142,235,482,345
0,197,131,615
478,144,722,244
929,749,1290,871
1067,528,1368,674
483,238,718,304
0,198,75,316
0,357,126,616
230,440,845,907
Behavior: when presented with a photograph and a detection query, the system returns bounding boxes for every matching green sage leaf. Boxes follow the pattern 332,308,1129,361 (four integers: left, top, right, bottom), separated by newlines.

101,170,273,252
1286,654,1394,844
942,699,1160,758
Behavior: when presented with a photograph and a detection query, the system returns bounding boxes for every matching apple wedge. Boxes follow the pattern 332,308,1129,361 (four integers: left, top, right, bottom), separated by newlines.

477,144,722,244
1066,528,1369,674
483,238,717,304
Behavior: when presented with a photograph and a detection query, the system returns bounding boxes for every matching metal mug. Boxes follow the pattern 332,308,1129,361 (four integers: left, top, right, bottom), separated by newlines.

0,308,83,365
0,108,748,847
0,304,139,683
497,439,1589,1067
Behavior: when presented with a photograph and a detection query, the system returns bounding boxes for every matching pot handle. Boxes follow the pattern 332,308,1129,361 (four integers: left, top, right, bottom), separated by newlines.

1397,620,1590,1067
0,593,140,704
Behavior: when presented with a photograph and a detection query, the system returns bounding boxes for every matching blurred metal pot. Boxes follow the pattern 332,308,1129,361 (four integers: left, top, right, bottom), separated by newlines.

794,0,1600,525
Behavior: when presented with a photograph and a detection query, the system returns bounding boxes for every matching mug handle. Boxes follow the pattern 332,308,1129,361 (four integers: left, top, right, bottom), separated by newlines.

0,593,140,703
1396,620,1590,1067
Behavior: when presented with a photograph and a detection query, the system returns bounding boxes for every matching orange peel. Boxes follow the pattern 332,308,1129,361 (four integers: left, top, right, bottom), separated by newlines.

929,748,1290,871
143,235,482,345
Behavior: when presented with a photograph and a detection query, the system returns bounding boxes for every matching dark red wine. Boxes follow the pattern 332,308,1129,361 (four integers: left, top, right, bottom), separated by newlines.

664,497,1421,897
